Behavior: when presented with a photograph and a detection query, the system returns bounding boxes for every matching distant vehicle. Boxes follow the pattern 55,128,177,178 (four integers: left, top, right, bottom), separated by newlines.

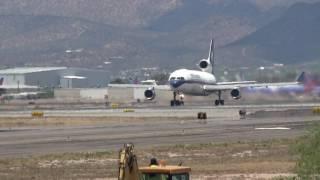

0,91,45,100
109,39,300,106
243,72,320,97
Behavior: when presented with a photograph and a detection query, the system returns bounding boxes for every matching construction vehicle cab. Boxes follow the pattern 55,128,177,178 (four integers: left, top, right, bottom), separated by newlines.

140,165,191,180
118,143,191,180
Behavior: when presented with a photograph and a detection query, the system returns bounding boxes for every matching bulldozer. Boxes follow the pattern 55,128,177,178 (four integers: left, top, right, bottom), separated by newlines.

118,143,191,180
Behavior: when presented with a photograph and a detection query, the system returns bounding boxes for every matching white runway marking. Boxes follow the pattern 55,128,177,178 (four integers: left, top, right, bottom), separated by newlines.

255,127,291,130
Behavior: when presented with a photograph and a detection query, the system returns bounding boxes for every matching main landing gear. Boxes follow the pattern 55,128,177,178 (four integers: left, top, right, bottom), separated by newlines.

215,90,224,106
170,91,184,106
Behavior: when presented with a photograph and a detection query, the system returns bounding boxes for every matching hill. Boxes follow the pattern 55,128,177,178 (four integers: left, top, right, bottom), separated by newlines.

226,2,320,65
0,0,319,72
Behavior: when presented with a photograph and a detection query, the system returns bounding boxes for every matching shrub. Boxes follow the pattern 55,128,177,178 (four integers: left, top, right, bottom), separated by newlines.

295,123,320,179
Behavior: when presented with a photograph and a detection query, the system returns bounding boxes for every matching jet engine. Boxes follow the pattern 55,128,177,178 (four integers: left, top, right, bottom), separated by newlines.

144,87,156,100
230,88,241,100
198,59,212,73
199,59,209,69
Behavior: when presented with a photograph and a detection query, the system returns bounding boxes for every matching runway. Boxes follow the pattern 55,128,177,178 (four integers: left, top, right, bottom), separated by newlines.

0,103,319,117
0,103,319,157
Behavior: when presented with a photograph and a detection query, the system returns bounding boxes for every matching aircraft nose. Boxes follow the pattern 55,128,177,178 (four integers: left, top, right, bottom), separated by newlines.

170,80,184,88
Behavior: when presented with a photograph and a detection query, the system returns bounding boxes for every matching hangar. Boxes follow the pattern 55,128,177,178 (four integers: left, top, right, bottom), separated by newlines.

0,67,110,89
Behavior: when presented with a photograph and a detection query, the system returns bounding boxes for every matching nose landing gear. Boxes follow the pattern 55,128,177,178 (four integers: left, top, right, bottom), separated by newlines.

170,91,184,106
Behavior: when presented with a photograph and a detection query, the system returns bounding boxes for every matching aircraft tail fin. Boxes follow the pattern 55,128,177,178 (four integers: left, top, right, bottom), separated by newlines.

297,72,307,84
208,39,214,74
198,38,215,74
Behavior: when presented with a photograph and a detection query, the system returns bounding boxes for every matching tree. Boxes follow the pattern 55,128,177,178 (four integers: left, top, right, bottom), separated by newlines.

150,73,169,85
295,123,320,179
109,78,129,84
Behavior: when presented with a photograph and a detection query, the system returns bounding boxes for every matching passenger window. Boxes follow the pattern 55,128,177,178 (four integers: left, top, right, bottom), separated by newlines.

170,77,175,80
181,77,185,80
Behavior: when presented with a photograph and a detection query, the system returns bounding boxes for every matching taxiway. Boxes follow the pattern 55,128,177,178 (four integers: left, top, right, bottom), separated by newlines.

0,103,319,157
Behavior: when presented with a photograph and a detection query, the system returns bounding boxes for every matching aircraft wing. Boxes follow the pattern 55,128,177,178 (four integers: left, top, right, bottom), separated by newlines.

210,71,306,91
108,84,171,90
0,85,38,89
217,81,256,85
204,84,244,91
204,82,299,92
247,82,299,87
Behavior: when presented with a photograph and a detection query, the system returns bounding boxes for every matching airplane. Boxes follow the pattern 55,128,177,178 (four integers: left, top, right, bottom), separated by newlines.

243,72,320,97
0,77,40,100
109,39,299,106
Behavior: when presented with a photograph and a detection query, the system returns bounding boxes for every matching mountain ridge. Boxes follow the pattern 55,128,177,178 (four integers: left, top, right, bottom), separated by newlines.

0,0,319,72
226,2,320,65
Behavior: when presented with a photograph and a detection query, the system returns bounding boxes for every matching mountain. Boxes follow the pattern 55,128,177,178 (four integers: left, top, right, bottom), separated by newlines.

0,0,319,72
226,2,320,65
0,0,179,27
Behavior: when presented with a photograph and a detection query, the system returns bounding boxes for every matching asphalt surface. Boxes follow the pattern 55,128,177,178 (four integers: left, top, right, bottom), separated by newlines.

0,103,320,157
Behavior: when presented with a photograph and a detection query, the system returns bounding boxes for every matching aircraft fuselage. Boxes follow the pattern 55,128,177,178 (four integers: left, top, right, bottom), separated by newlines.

168,69,216,96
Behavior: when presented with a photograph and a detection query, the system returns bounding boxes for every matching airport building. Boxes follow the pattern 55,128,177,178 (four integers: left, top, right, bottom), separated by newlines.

0,67,110,89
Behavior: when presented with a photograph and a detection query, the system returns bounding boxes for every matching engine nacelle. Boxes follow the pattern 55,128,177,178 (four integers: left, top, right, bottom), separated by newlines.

199,59,209,69
198,59,212,73
144,87,156,100
231,89,241,100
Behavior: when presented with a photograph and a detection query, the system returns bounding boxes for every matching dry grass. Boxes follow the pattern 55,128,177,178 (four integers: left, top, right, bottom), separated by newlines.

0,116,191,128
0,139,298,180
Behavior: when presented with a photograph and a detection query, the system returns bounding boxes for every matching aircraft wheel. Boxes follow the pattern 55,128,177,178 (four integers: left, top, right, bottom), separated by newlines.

220,100,224,106
170,100,174,106
203,113,207,119
215,100,220,106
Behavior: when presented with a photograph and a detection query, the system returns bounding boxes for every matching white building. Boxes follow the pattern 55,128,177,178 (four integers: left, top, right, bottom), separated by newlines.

0,67,110,89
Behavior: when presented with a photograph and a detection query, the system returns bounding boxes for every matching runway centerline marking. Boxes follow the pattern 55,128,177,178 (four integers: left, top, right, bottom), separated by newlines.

255,127,291,130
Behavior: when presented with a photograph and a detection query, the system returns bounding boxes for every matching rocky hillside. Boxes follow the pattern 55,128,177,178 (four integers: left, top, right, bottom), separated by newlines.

0,0,179,27
0,0,319,72
226,2,320,65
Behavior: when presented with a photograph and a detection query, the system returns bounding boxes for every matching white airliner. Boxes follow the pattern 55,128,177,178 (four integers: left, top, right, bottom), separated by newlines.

109,39,299,106
0,77,40,100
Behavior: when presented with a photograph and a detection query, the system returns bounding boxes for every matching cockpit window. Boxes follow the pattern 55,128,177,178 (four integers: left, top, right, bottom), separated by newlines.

170,77,185,80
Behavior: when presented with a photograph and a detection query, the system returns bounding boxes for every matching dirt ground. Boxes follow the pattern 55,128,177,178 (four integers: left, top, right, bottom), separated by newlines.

0,139,299,180
0,103,315,179
0,116,196,128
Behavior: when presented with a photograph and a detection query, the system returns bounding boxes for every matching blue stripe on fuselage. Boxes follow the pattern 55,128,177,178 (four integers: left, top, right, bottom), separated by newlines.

169,79,215,89
170,80,186,88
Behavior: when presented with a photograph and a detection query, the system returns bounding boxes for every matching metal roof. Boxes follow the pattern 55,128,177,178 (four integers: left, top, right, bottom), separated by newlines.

0,67,67,74
63,75,87,79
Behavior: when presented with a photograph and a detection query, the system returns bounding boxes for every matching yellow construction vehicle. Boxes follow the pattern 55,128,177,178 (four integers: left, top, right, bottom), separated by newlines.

118,143,191,180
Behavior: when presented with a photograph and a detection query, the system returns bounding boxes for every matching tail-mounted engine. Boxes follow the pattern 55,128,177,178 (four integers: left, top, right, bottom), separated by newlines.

230,88,241,100
198,59,212,73
198,39,215,74
144,87,156,100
